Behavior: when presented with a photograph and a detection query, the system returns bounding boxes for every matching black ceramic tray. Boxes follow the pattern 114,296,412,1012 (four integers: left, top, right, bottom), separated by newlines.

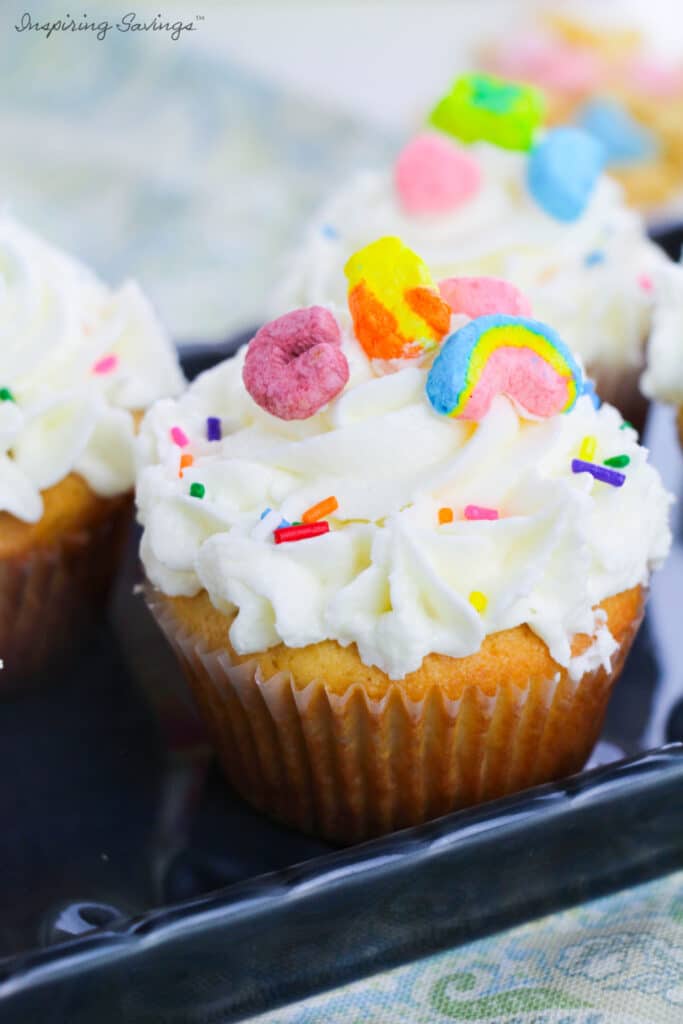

1,245,683,1020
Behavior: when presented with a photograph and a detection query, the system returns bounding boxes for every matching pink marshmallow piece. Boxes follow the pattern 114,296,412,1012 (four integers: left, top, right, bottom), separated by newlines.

489,35,602,94
243,306,349,421
92,353,119,375
629,58,683,98
439,277,532,319
170,426,189,447
394,133,481,215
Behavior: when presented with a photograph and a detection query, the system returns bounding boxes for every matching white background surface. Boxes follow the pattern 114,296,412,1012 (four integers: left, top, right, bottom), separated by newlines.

192,0,683,130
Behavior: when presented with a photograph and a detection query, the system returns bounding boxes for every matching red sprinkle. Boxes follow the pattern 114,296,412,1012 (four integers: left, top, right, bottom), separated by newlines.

638,273,653,293
464,505,499,521
170,426,189,447
274,522,330,544
93,354,118,375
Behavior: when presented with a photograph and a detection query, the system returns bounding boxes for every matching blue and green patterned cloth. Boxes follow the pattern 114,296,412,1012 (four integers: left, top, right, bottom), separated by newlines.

3,7,682,1019
0,2,395,342
247,869,683,1023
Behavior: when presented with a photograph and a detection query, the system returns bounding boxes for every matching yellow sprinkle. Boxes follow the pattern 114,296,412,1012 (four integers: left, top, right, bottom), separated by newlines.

579,435,597,461
469,590,488,614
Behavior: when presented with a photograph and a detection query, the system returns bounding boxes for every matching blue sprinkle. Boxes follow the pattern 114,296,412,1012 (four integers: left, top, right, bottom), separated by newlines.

582,378,601,409
527,127,604,222
584,249,605,267
259,507,273,521
321,224,339,240
278,518,291,529
578,99,658,165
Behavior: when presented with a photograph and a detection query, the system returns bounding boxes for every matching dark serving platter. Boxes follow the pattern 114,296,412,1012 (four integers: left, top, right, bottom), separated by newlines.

1,230,683,1022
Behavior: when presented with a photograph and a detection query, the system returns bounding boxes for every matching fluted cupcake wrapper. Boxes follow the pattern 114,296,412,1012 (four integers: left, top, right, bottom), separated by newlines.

0,496,132,690
148,591,640,845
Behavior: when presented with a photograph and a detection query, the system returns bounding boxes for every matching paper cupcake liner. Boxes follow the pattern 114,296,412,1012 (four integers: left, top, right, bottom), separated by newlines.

147,591,641,845
0,496,133,690
587,359,649,435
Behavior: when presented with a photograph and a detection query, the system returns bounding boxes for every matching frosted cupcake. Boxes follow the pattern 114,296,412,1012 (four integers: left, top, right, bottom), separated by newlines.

275,75,678,431
0,214,184,685
139,237,671,844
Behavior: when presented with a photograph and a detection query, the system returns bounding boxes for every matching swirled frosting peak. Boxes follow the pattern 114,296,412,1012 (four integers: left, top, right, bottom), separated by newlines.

0,214,185,522
137,305,671,680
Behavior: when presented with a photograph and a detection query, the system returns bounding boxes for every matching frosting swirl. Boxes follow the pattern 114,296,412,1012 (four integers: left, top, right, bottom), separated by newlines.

0,214,185,522
641,261,683,406
137,312,671,680
273,142,667,371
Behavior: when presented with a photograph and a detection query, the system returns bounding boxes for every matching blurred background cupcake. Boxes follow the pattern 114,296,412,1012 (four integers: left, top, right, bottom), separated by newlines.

481,10,683,219
138,239,672,843
641,261,683,448
274,75,676,431
0,214,184,686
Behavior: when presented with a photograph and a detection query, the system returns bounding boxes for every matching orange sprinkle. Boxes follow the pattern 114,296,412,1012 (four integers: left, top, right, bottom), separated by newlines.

179,453,194,478
438,507,454,525
302,495,339,524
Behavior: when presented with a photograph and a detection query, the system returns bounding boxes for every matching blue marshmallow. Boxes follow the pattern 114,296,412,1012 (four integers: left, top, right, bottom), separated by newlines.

527,127,605,222
578,99,658,166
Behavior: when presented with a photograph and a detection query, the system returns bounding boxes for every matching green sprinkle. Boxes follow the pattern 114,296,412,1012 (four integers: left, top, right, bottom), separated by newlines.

604,455,630,468
292,521,303,526
189,482,205,499
0,387,15,402
620,420,634,431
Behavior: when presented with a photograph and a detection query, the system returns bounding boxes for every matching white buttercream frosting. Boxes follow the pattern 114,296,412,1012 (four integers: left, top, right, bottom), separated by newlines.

273,142,668,371
641,261,683,405
137,311,671,680
0,214,185,522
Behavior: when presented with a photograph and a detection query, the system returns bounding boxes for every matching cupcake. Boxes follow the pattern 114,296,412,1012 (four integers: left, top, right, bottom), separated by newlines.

481,14,683,216
274,76,677,432
138,237,671,844
641,261,683,447
0,213,184,685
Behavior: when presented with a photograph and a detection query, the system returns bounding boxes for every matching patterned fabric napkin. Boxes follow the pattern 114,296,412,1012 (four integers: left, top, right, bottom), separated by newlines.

246,869,683,1024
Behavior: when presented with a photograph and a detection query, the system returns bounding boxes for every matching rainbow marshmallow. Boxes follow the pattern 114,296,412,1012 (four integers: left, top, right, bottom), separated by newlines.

426,314,583,421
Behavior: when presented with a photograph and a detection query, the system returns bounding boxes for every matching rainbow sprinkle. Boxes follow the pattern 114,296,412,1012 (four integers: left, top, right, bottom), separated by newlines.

638,273,654,293
579,435,597,461
604,454,630,468
207,416,222,442
571,459,625,487
274,522,330,544
189,482,205,499
620,420,635,432
260,507,273,520
179,453,194,478
302,496,338,524
464,505,499,521
170,426,189,448
0,388,15,402
93,354,118,375
469,591,488,613
438,507,454,525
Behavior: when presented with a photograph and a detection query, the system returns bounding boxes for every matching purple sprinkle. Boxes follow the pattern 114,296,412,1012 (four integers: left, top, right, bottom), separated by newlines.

207,416,222,442
571,459,625,487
